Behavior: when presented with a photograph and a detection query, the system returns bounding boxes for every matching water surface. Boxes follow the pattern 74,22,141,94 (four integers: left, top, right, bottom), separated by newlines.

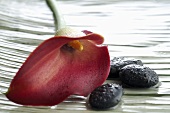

0,0,170,112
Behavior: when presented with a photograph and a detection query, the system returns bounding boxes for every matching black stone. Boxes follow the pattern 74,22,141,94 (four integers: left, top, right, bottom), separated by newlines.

89,83,123,109
108,57,143,79
119,64,159,88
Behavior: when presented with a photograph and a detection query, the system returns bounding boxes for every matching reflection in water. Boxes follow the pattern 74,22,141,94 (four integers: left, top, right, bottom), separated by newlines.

59,0,170,46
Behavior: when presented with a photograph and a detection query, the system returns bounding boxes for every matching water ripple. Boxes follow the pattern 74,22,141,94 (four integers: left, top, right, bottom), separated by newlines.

1,0,170,112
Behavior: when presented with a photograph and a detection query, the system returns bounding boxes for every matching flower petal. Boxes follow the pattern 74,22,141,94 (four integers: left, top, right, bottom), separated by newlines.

6,32,110,106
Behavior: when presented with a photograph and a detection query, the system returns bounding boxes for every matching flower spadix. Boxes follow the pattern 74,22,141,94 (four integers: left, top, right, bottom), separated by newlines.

6,27,110,106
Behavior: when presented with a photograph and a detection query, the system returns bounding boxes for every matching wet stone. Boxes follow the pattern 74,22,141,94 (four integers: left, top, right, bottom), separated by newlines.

108,57,143,79
119,64,159,88
88,83,123,109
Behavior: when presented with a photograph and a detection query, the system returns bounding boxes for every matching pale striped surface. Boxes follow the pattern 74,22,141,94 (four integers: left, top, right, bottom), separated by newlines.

0,0,170,112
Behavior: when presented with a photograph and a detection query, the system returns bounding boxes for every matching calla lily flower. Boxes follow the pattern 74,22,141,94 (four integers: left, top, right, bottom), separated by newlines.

6,27,110,106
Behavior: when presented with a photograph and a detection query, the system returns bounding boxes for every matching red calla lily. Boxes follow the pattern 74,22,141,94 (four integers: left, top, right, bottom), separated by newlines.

6,27,110,106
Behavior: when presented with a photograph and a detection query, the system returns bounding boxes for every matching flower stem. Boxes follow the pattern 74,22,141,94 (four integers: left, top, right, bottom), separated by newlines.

46,0,66,32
